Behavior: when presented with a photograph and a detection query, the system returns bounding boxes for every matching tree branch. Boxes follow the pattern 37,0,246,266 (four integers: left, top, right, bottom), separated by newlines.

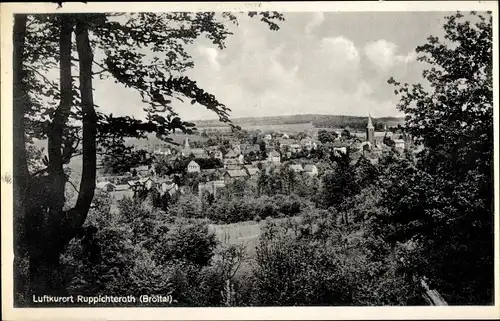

24,65,59,92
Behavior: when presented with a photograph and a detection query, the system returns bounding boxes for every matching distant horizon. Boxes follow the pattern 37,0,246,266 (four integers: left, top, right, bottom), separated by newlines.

188,112,406,123
85,11,452,121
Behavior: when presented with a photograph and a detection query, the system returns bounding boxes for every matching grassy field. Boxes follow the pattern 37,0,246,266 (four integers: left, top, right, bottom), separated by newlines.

239,123,316,133
209,221,262,258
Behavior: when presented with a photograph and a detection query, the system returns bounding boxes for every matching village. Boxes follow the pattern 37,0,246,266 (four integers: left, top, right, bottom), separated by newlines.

9,8,493,309
95,115,413,203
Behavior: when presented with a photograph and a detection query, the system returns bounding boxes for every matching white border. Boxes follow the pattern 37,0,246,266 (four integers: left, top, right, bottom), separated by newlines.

1,2,499,320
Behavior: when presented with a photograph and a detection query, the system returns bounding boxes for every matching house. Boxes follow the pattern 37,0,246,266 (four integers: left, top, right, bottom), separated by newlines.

224,149,238,159
394,139,405,150
289,144,301,153
267,150,281,164
278,138,295,147
137,177,154,190
238,154,245,164
191,148,208,159
198,180,226,198
131,165,150,177
224,169,249,185
153,146,172,155
263,134,272,140
243,165,260,178
223,158,241,170
289,164,304,173
201,168,216,175
304,164,318,176
232,145,241,154
248,144,261,153
187,160,201,173
211,150,223,160
158,179,178,196
333,147,348,156
114,184,129,192
281,133,289,139
127,179,147,193
96,181,116,192
300,139,314,151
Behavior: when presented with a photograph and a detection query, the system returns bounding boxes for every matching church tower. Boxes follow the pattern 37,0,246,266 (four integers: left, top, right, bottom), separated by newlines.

184,137,190,149
366,114,375,145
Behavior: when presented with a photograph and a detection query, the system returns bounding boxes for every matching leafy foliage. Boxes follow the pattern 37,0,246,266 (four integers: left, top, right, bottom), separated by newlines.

387,11,493,304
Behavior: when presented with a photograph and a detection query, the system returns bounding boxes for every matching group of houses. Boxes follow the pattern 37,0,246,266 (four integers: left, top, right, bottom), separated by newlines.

96,175,181,199
98,115,414,200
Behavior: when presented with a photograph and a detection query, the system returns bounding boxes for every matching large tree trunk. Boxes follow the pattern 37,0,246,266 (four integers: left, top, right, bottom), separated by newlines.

48,15,73,217
68,17,97,232
28,15,74,298
13,13,29,306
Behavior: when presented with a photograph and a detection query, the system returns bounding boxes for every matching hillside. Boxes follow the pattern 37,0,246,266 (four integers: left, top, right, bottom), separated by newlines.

193,114,405,131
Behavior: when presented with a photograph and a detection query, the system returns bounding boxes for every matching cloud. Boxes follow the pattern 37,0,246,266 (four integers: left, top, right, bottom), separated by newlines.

195,46,221,71
91,13,412,122
364,39,416,71
295,36,361,92
305,12,325,35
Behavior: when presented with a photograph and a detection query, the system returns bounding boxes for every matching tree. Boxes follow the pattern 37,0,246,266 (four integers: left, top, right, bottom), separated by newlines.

14,12,284,300
341,128,351,139
102,149,150,174
317,129,338,144
248,234,352,306
383,134,395,147
320,150,359,224
387,11,493,304
259,140,267,159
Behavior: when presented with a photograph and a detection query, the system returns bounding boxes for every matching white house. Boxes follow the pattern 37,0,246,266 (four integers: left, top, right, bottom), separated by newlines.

198,180,226,198
268,150,281,164
304,164,318,176
394,139,405,150
187,160,201,173
289,164,304,173
333,147,347,156
159,180,178,196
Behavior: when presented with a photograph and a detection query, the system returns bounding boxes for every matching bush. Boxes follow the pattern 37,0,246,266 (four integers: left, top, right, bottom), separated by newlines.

245,236,352,306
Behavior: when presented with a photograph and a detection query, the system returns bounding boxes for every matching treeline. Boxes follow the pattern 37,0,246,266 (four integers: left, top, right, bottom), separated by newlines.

312,115,404,131
194,114,405,129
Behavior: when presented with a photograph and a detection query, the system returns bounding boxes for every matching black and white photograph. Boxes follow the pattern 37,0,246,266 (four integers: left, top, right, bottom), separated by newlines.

1,1,498,320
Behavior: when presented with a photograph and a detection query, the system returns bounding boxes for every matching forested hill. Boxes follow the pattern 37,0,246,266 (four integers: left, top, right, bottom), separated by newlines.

193,114,405,130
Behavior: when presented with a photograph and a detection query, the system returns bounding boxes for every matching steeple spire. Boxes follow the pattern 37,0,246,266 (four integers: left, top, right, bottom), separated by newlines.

366,114,375,145
367,114,374,129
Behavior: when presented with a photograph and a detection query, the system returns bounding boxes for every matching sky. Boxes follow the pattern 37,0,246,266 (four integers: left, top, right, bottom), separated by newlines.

92,11,454,122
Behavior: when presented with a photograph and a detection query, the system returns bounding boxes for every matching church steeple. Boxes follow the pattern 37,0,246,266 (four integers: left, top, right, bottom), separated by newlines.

184,137,190,149
366,114,375,145
367,114,374,129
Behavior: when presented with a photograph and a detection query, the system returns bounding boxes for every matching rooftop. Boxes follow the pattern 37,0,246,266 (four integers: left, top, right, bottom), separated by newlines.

225,169,248,178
